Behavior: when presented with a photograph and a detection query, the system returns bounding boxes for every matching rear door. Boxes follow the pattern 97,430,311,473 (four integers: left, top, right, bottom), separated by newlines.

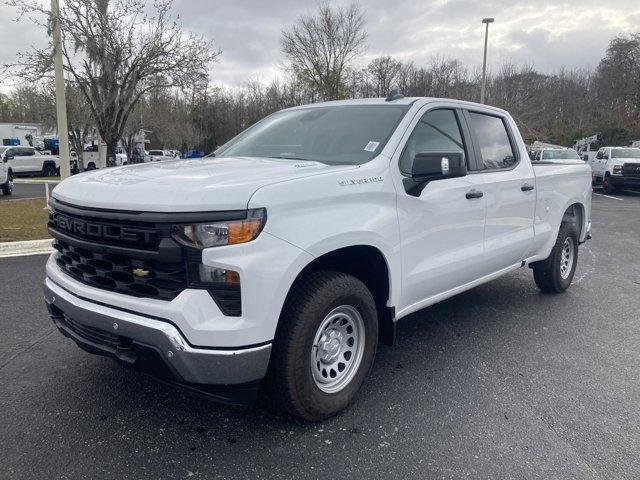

464,110,536,272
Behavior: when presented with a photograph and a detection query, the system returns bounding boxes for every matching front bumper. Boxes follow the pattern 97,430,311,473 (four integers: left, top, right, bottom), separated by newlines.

610,175,640,189
44,278,272,404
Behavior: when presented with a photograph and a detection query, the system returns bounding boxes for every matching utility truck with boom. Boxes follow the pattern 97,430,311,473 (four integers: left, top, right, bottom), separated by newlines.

44,96,592,420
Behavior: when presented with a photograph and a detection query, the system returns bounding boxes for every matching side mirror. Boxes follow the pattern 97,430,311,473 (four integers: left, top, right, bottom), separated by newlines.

410,152,466,180
4,155,13,162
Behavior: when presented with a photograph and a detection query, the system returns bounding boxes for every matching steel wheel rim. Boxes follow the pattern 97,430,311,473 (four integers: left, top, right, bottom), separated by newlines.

311,305,365,394
560,237,574,279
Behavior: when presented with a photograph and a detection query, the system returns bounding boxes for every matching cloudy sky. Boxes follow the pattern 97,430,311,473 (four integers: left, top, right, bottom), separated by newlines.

1,0,640,90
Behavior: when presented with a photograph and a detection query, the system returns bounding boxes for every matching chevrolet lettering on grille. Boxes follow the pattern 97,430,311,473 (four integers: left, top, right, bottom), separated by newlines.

51,212,156,245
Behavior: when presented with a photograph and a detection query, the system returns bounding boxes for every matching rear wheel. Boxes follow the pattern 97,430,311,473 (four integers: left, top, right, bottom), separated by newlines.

533,222,578,293
42,163,55,177
267,271,378,421
86,162,96,170
1,172,13,195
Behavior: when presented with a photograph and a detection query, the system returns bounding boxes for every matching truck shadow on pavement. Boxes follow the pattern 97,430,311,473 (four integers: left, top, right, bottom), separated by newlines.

74,265,576,441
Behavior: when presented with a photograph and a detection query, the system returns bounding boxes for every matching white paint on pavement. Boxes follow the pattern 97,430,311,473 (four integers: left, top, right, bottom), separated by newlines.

0,239,53,258
594,193,623,201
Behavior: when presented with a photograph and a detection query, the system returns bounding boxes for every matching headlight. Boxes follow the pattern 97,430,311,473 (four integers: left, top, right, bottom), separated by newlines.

612,165,622,175
171,208,267,249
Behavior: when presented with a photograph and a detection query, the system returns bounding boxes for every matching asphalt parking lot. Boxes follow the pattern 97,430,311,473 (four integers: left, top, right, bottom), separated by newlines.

1,192,639,479
1,182,57,201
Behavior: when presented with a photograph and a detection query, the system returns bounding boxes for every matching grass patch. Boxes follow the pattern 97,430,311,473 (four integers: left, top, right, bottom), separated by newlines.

0,198,50,242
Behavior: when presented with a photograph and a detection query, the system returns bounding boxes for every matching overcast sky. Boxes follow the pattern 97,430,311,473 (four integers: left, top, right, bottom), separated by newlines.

1,0,640,91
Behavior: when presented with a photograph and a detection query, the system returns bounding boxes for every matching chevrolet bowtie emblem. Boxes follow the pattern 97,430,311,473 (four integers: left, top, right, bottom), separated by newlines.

132,267,151,278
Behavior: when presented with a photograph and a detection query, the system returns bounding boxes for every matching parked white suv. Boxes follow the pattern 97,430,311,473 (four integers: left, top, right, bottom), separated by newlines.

1,145,60,176
589,146,640,193
0,149,13,195
45,97,592,420
530,147,583,164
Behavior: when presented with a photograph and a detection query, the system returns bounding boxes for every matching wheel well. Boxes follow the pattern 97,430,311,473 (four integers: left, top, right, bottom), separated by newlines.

289,245,395,346
42,161,56,169
562,203,584,238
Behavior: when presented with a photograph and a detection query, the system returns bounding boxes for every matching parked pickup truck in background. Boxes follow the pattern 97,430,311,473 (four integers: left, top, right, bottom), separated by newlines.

0,145,60,176
0,151,13,195
588,146,640,193
44,96,592,421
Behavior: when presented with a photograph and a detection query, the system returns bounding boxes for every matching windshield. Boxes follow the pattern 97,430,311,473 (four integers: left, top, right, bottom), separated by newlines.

611,148,640,159
541,149,581,160
215,105,410,165
0,147,7,154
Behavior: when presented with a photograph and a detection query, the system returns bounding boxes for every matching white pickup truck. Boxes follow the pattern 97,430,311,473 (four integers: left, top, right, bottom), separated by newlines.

588,146,640,193
44,97,592,420
0,145,60,176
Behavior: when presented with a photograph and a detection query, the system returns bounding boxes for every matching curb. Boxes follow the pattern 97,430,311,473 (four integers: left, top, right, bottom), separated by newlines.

14,179,60,184
0,239,54,258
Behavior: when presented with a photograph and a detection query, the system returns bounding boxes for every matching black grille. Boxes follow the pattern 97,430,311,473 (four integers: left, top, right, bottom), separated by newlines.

53,239,187,300
48,202,243,316
61,314,133,354
621,163,640,178
49,209,160,250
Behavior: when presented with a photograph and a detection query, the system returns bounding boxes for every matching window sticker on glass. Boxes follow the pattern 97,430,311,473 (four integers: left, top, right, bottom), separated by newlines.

364,141,380,152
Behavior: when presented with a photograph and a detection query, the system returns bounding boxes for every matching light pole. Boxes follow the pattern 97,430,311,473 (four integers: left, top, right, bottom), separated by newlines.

51,0,71,179
480,17,494,104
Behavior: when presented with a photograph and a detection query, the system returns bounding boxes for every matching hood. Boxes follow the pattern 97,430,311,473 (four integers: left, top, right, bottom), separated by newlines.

52,156,355,212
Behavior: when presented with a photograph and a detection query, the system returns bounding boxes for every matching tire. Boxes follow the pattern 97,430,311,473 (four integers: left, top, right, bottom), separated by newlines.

42,163,55,177
602,175,618,194
533,222,578,293
267,271,378,421
86,163,96,171
1,171,12,196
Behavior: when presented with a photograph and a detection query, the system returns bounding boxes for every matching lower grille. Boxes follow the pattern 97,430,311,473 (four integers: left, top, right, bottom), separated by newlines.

53,239,187,300
622,163,640,178
61,314,133,353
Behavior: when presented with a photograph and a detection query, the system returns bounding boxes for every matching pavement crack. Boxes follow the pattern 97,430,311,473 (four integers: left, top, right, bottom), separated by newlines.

0,327,56,371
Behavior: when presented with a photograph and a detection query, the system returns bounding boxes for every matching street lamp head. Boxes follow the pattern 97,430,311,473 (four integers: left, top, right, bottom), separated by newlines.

482,17,495,24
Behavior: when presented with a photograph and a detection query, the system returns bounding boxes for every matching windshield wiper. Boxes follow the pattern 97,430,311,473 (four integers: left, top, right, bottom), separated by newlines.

268,155,311,161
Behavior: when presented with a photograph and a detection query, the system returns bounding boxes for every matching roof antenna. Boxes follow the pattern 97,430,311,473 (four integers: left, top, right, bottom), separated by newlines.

385,89,404,102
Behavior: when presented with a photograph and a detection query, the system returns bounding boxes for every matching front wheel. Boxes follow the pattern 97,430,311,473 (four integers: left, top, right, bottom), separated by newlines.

532,222,578,293
602,175,618,194
1,172,13,195
267,271,378,421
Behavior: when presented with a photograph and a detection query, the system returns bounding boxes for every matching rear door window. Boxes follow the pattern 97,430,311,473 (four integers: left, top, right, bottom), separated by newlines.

468,112,517,170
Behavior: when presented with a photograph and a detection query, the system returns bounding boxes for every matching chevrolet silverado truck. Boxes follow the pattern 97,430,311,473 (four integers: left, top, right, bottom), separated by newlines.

44,96,592,421
0,145,60,176
588,146,640,193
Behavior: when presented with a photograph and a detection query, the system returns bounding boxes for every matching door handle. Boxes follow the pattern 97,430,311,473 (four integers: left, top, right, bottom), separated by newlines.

521,183,534,192
465,189,483,199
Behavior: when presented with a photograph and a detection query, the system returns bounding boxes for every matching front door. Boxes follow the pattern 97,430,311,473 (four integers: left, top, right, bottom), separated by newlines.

394,107,487,315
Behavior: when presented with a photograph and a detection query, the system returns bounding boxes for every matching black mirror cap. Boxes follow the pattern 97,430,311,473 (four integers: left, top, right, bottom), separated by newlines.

410,152,466,180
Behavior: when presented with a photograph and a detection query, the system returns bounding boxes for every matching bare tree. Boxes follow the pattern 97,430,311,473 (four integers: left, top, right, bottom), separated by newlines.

366,56,402,97
280,3,367,100
6,0,220,164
